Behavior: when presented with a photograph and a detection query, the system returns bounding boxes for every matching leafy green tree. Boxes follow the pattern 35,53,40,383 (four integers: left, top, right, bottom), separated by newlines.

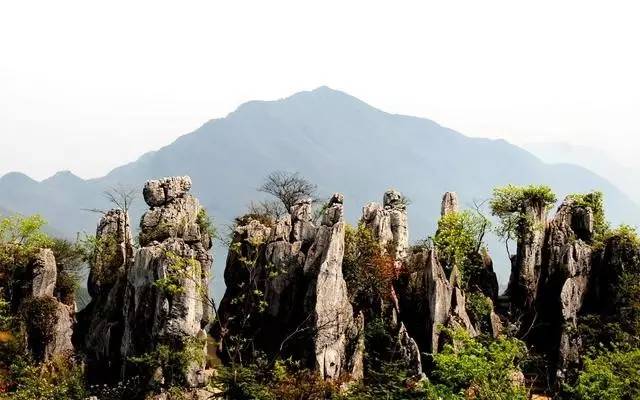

424,329,529,400
490,184,556,255
567,349,640,400
432,210,488,286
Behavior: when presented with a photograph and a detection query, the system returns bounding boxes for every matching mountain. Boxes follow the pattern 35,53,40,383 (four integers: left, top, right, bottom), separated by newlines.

524,141,640,205
2,86,639,295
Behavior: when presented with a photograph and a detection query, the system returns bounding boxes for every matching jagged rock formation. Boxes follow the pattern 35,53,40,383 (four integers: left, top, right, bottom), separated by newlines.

17,249,75,362
121,176,212,387
539,198,593,377
217,194,364,381
360,190,421,374
440,191,459,216
506,198,548,314
79,209,133,379
506,194,631,384
80,176,213,388
304,194,364,380
362,189,409,259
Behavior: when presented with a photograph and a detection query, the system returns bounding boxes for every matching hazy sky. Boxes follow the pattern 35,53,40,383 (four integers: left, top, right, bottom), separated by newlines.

1,1,638,180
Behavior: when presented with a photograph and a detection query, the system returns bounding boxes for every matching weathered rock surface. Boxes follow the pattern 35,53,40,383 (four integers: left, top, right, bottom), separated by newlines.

143,176,193,207
79,208,133,379
121,177,212,387
20,249,75,362
304,194,364,380
218,194,363,381
507,201,548,314
362,189,409,259
441,191,459,216
535,198,594,379
88,209,133,297
30,248,57,298
79,177,212,388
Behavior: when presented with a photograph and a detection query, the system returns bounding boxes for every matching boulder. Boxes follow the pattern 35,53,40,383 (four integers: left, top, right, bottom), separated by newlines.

441,191,459,216
30,249,57,298
143,176,192,207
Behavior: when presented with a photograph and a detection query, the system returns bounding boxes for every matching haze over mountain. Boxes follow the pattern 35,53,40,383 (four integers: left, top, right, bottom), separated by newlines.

525,141,640,205
1,87,639,295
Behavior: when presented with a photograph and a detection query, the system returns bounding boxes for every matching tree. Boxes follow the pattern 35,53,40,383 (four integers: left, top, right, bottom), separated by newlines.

258,171,317,213
433,210,488,282
85,185,137,215
489,184,556,257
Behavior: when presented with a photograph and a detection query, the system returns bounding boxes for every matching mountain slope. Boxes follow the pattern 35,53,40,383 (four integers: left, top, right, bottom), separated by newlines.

2,87,639,294
524,141,640,205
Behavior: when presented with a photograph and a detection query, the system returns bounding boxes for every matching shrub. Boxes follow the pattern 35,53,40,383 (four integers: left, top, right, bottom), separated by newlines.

20,296,59,360
343,224,397,312
128,337,206,389
466,292,492,323
490,184,556,247
425,328,529,400
196,208,217,239
567,348,640,400
0,214,52,276
2,354,87,400
568,191,608,238
433,210,488,286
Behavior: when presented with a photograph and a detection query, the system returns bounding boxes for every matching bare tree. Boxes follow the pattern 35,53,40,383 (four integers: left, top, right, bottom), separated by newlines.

84,185,137,215
247,199,288,221
258,171,317,212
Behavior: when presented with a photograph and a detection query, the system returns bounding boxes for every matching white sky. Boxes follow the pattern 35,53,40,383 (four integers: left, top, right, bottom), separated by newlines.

1,0,638,180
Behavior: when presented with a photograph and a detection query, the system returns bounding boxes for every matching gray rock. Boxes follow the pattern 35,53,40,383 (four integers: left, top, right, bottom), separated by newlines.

89,209,133,296
304,196,363,380
441,192,459,216
31,248,57,298
361,190,409,260
143,176,192,207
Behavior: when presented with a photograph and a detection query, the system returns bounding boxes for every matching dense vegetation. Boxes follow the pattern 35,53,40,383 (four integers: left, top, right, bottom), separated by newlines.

2,180,640,399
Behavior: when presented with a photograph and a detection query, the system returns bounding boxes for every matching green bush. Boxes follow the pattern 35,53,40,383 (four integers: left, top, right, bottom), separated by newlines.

343,224,397,312
567,348,640,400
424,329,529,400
568,191,608,238
490,184,556,244
433,210,488,286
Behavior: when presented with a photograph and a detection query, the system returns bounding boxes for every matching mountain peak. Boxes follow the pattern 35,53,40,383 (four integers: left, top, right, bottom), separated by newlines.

0,171,38,186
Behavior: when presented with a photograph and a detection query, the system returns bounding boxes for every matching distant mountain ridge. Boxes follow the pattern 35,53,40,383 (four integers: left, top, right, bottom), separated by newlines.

524,141,640,205
2,86,639,295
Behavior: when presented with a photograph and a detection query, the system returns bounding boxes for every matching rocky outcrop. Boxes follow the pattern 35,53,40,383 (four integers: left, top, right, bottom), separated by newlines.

120,177,212,387
30,249,57,297
533,198,594,379
362,189,409,259
507,200,548,314
78,177,213,388
218,194,363,381
441,191,459,216
79,209,134,380
20,249,75,362
304,194,364,380
88,209,133,297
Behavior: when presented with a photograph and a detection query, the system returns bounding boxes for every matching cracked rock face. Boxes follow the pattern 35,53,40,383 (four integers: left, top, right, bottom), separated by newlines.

362,189,409,261
19,249,75,362
30,248,57,298
80,209,132,378
304,194,364,380
143,176,193,207
218,193,363,381
538,198,594,378
507,201,548,313
441,191,459,216
121,177,212,387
